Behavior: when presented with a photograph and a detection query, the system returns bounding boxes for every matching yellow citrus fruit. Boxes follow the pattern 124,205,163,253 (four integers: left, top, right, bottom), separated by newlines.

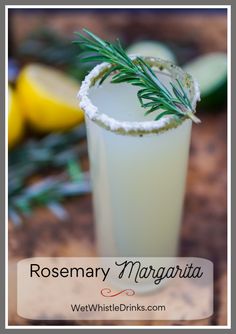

8,86,24,148
17,63,84,133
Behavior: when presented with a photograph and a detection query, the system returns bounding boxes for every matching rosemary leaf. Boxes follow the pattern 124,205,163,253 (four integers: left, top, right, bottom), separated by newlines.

74,29,200,124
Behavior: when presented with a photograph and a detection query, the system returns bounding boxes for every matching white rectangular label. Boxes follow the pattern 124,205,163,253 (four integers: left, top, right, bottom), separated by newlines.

17,257,213,320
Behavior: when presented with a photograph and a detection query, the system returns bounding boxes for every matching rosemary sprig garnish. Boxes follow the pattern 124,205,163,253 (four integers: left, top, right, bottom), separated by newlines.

74,29,200,124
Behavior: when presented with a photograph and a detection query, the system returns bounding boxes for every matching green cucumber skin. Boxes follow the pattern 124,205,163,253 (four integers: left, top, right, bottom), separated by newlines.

183,53,227,110
199,79,227,109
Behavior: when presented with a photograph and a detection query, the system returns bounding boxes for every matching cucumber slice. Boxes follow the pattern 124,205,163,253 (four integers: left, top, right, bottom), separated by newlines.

183,53,227,108
126,41,176,63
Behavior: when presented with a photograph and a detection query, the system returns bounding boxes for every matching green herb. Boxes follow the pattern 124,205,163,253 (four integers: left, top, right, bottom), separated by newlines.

74,29,200,123
17,27,97,82
8,126,91,225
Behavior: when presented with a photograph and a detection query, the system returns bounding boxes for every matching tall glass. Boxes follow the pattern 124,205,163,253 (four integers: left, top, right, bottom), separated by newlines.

78,57,200,257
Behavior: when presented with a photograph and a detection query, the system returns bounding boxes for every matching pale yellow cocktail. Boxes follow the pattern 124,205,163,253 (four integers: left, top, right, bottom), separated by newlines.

78,57,200,257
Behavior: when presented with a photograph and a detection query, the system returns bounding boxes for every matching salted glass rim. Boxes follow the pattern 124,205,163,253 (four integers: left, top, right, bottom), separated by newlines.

78,56,200,135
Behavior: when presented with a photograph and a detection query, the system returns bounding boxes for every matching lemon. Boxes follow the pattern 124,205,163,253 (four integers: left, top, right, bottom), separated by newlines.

17,64,84,132
8,86,24,148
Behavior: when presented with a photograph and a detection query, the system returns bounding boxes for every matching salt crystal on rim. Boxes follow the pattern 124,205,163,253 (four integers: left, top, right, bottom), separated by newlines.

77,57,200,135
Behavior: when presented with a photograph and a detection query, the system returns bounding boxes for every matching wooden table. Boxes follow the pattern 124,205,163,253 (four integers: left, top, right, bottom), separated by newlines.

8,111,227,326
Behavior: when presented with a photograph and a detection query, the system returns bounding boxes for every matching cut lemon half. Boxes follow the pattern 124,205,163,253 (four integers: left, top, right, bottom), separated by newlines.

17,63,84,132
8,86,24,148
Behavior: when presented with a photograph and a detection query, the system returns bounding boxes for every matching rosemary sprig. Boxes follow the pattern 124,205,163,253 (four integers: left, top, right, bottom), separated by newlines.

74,29,200,123
8,126,91,225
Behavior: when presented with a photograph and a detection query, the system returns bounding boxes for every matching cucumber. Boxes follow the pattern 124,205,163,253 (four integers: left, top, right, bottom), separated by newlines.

183,53,227,108
126,41,176,63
